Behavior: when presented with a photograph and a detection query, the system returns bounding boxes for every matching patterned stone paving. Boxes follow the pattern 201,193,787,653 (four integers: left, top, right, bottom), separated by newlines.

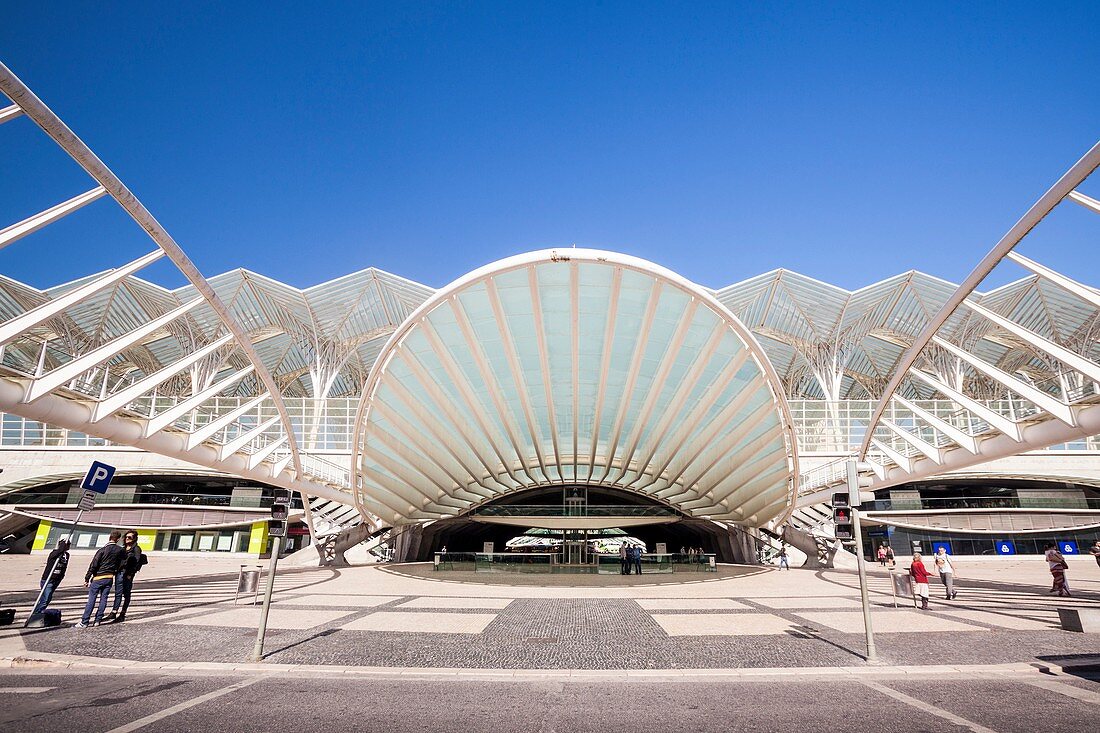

4,556,1097,670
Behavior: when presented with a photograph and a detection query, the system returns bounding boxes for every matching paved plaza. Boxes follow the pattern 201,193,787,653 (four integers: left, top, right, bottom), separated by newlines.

1,556,1099,731
2,556,1097,671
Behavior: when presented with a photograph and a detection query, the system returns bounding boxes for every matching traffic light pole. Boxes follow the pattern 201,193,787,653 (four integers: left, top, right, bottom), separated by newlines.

250,535,282,662
851,504,877,662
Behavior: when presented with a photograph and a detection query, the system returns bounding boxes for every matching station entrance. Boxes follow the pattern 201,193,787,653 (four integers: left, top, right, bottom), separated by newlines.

386,484,760,567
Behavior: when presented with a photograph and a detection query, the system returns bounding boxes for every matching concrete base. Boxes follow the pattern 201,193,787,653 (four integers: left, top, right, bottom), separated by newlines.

1058,607,1100,633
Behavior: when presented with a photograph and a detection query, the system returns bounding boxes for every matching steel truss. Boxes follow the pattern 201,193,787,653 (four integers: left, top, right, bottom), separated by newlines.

0,61,370,538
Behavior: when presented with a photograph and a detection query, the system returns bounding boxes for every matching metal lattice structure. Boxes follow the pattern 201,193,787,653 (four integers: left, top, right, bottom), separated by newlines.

0,62,372,537
839,142,1100,495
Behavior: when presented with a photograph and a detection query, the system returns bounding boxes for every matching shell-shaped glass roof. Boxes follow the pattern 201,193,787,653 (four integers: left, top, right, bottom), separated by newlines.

352,249,798,527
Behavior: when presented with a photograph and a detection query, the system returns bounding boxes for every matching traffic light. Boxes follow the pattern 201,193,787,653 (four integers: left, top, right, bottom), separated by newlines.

269,490,291,537
833,505,853,539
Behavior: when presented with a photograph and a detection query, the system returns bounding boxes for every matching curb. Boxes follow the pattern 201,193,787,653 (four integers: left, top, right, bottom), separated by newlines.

4,652,1095,680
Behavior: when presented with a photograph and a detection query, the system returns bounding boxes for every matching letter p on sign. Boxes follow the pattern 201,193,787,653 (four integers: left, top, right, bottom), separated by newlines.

81,460,116,494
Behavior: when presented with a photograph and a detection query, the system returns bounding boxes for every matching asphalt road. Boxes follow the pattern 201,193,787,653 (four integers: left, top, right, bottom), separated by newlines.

1,670,1098,733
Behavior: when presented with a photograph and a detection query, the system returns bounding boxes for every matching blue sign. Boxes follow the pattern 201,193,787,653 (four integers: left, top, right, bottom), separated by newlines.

932,541,952,556
994,540,1016,556
80,461,116,494
1060,541,1079,555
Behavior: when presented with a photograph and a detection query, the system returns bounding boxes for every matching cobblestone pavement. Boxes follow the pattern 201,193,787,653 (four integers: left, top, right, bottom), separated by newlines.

1,555,1097,670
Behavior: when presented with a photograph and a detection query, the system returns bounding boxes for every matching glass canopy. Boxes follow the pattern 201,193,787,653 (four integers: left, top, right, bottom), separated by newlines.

352,249,799,527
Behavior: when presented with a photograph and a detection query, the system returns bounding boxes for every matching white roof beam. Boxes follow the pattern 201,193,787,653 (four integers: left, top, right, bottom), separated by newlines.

527,266,565,482
247,435,287,470
611,299,700,486
0,187,107,252
145,366,255,436
893,395,979,454
484,277,552,482
92,334,234,422
218,414,280,459
186,393,269,450
1067,189,1100,215
909,367,1022,441
881,418,942,463
870,437,914,473
0,104,22,124
931,336,1075,425
24,298,203,402
0,249,165,346
1006,251,1100,310
585,268,623,481
598,280,663,484
962,299,1100,385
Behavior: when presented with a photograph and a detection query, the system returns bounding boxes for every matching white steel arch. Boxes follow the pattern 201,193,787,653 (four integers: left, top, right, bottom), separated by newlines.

835,141,1100,496
352,249,800,527
0,61,365,534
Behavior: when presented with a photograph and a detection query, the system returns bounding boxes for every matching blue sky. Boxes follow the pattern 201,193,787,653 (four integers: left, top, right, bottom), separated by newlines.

1,2,1097,292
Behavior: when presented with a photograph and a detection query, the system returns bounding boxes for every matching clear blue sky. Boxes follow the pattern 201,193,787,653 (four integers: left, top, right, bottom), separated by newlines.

1,2,1097,292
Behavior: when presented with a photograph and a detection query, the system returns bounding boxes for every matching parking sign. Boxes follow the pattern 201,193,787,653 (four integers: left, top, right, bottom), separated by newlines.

80,461,116,494
994,540,1016,555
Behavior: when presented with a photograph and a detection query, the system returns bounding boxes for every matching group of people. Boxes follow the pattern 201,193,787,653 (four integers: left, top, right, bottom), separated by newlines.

34,529,146,628
678,546,708,563
907,547,957,609
875,543,895,567
619,543,643,574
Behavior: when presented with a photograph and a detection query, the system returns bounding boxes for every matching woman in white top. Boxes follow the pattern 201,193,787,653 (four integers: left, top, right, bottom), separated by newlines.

1044,543,1071,597
933,547,957,599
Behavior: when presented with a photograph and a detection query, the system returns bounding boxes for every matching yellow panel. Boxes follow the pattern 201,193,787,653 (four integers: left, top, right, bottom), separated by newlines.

247,521,268,555
32,520,52,551
136,528,156,551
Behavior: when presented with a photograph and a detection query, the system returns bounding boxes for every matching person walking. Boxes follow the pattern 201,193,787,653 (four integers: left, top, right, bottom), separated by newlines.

33,538,70,616
619,543,630,575
1089,540,1100,570
885,545,895,569
77,531,126,628
909,552,931,610
933,546,957,599
876,545,887,567
106,530,144,624
778,545,790,570
1044,542,1071,597
632,544,643,575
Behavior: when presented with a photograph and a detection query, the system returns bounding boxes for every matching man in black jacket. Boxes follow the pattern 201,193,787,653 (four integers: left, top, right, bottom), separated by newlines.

106,529,143,624
76,531,125,628
32,539,70,615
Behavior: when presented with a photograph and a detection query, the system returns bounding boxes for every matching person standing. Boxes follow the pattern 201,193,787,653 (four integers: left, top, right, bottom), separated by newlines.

909,552,931,610
632,544,643,575
33,539,71,615
77,531,125,628
778,545,790,570
1044,542,1071,597
106,530,143,624
933,547,957,599
1089,540,1100,570
619,543,630,575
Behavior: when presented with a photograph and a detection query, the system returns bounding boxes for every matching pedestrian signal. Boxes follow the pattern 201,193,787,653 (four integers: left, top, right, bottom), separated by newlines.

831,492,850,508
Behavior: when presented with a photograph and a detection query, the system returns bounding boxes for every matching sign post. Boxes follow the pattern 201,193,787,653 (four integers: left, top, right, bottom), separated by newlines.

251,489,292,661
846,459,877,662
25,461,116,627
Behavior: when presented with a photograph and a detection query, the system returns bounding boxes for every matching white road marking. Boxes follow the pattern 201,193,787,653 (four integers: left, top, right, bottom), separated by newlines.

105,676,266,733
860,679,998,733
0,687,55,694
1024,677,1100,706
